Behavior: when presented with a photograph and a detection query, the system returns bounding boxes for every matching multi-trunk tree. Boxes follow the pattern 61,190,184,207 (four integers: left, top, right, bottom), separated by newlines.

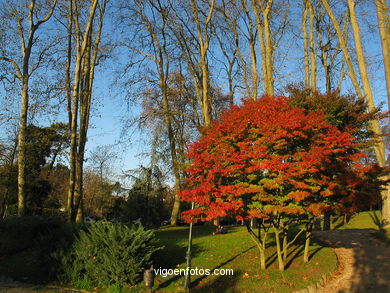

180,95,385,271
65,0,108,222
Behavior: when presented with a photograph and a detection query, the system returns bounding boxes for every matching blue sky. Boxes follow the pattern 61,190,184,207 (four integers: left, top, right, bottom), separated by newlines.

0,0,388,186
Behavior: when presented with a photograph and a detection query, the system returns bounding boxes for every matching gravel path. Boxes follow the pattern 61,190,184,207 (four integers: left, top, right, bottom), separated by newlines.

314,229,390,293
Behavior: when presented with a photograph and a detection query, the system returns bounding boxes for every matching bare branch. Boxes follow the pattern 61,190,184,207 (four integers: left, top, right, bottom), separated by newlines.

0,57,22,80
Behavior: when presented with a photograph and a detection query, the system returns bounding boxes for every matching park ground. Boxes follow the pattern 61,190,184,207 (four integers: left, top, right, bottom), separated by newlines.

0,211,389,293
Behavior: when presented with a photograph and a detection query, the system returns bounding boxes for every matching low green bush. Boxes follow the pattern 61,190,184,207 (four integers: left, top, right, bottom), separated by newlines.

58,223,163,288
0,215,69,256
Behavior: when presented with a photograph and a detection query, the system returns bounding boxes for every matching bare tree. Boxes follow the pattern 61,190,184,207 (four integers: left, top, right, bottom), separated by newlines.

322,0,389,228
65,0,108,222
89,145,117,181
0,0,57,215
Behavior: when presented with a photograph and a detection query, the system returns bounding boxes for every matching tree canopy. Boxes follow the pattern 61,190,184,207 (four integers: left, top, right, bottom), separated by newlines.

180,96,384,222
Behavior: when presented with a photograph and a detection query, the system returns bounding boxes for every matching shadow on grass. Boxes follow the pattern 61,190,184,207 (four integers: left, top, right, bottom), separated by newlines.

156,245,253,290
154,226,214,270
191,270,243,293
264,236,326,270
153,242,204,290
190,245,254,289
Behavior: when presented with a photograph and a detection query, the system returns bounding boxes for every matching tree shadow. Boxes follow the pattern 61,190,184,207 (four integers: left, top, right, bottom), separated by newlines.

314,229,390,293
190,245,254,289
191,270,243,293
156,245,252,290
266,251,277,267
284,245,304,269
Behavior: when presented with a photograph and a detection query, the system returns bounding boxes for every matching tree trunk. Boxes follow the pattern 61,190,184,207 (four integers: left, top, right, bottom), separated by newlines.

303,225,312,263
323,211,331,230
283,228,288,262
246,222,266,270
274,228,285,271
191,0,215,127
162,79,182,226
347,0,389,227
309,0,317,91
17,82,28,216
302,0,310,88
322,0,389,227
375,0,390,108
249,37,258,100
66,0,100,222
263,0,274,96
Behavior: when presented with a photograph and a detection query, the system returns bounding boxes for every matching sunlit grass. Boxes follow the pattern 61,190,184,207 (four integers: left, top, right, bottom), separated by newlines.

126,224,337,293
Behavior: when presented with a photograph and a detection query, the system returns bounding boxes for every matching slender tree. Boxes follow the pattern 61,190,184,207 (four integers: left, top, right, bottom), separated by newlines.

375,0,390,107
0,0,57,215
65,0,108,222
321,0,389,228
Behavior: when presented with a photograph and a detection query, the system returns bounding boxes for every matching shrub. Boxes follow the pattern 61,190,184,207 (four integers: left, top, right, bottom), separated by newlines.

59,223,163,288
0,215,70,256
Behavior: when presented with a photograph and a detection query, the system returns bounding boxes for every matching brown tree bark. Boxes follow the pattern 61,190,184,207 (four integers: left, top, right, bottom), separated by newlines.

322,0,389,228
309,0,317,91
302,0,310,88
66,0,104,222
0,0,57,216
190,0,216,126
375,0,390,108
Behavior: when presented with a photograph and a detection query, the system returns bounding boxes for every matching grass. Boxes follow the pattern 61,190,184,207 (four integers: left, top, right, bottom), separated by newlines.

126,224,337,293
334,210,390,244
0,224,338,293
337,210,382,230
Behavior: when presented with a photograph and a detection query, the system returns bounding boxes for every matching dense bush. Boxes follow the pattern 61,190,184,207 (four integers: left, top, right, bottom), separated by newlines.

0,215,70,256
58,223,163,288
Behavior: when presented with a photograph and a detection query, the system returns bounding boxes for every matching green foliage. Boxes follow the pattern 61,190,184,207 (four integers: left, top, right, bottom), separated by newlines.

0,123,70,215
107,283,122,293
0,215,69,255
59,223,163,288
286,86,376,143
124,166,167,226
74,279,93,290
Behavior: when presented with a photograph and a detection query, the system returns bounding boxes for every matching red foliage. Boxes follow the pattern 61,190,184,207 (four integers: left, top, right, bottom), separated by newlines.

179,96,385,222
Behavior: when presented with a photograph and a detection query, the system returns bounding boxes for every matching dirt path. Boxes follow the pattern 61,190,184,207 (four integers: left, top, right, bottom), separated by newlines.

313,229,390,293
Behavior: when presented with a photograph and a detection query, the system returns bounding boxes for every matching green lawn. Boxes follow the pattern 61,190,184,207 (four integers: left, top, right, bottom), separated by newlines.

124,224,337,293
0,224,338,293
338,210,382,230
3,211,388,292
335,210,390,242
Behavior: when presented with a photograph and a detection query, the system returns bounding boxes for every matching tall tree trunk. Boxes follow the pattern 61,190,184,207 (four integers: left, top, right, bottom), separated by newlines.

66,0,100,222
162,80,182,225
309,0,317,91
263,0,274,96
191,0,215,127
17,82,28,216
375,0,390,108
322,0,389,227
347,0,389,227
252,0,268,97
302,0,310,88
0,0,58,216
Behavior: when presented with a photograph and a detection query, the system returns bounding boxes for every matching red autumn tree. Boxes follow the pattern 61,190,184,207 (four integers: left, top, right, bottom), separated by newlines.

180,96,384,271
